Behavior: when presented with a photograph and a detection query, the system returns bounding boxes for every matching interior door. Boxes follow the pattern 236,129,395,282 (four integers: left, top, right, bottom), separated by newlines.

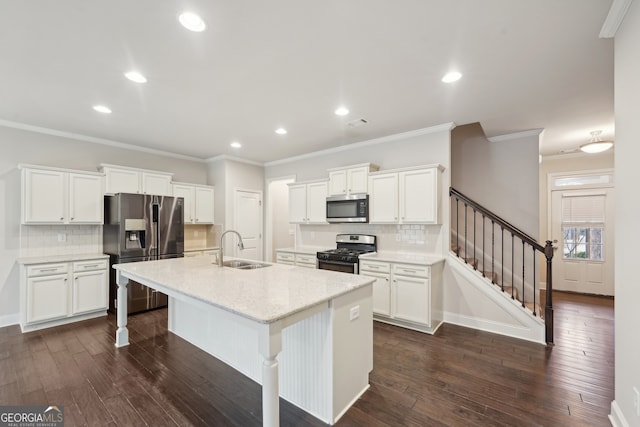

234,190,263,261
551,188,614,295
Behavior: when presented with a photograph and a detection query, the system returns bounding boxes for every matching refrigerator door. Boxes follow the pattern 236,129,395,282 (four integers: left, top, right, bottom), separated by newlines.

157,195,184,257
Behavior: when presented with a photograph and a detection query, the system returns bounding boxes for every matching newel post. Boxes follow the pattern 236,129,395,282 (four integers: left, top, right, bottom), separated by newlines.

544,240,554,345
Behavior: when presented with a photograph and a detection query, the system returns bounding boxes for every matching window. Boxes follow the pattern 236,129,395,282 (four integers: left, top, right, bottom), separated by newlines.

561,194,606,261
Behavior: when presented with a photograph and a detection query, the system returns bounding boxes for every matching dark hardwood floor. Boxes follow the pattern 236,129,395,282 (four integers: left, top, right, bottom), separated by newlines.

0,291,613,426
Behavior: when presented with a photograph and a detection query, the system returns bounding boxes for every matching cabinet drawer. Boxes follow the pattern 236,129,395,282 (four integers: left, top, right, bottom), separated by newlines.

359,260,390,273
393,263,430,278
277,252,295,262
73,259,108,272
27,263,69,277
295,254,316,264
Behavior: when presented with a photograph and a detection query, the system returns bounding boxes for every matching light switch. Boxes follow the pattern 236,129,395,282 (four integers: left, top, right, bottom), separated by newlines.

349,305,360,321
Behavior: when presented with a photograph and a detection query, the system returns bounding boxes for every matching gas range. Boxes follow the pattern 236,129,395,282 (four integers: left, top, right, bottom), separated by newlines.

316,234,376,274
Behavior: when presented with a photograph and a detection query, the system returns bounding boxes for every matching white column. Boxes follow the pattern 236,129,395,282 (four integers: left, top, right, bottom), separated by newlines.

258,322,283,427
115,270,129,347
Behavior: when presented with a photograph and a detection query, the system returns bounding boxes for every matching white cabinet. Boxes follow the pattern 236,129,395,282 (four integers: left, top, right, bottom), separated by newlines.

21,258,109,331
359,260,391,316
276,251,295,265
101,164,173,196
21,166,103,225
72,260,108,315
327,163,379,196
172,182,215,224
369,165,442,224
288,180,328,224
295,253,317,268
360,258,443,333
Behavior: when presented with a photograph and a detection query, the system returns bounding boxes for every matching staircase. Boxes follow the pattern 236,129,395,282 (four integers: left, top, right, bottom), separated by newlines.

450,188,555,345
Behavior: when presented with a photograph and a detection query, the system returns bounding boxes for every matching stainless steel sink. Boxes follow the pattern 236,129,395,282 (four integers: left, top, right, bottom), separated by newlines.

222,260,271,269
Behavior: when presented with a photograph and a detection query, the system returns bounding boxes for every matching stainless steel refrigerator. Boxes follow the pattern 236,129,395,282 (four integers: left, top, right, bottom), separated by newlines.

103,193,184,314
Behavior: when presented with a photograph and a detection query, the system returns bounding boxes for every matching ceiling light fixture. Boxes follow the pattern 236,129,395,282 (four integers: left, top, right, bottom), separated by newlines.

441,71,462,83
93,105,112,114
334,106,349,116
179,12,206,32
275,127,287,135
124,71,147,83
230,141,242,149
580,130,613,154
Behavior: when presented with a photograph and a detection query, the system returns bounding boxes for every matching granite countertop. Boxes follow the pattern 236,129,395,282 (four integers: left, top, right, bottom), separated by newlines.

359,252,445,266
276,246,330,255
184,246,220,252
18,253,109,265
113,255,373,324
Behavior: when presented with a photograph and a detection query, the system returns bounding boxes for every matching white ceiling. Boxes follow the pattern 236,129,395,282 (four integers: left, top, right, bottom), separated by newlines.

0,0,614,163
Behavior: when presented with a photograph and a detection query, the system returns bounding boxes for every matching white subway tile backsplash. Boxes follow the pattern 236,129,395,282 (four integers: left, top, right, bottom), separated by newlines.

20,225,103,257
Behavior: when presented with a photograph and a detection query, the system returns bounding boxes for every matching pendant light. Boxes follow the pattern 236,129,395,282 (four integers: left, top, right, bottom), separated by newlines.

580,130,613,154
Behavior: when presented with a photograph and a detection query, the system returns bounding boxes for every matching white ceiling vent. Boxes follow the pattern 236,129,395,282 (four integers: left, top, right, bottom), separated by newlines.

347,118,368,127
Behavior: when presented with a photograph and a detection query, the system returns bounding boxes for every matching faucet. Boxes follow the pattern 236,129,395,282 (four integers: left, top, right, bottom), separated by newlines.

218,230,245,267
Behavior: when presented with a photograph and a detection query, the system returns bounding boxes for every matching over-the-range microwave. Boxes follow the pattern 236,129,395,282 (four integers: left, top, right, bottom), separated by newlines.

326,193,369,223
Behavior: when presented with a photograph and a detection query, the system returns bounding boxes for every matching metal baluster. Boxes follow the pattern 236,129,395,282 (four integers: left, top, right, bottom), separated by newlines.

532,245,537,316
456,197,460,257
491,220,495,284
501,227,504,292
511,234,515,299
464,203,468,263
482,215,486,277
473,209,477,270
521,240,526,308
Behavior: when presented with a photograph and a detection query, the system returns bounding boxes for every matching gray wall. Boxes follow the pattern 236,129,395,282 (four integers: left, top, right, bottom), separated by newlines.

613,1,640,423
0,124,209,324
451,123,540,239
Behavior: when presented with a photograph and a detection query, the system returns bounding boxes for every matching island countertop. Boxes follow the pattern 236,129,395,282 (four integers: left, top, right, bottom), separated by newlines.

113,255,374,325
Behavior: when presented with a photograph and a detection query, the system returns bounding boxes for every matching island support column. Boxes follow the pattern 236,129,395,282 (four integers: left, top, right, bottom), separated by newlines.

114,270,129,348
259,322,283,427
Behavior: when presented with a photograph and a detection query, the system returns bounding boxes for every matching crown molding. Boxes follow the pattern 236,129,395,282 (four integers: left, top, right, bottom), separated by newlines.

487,128,544,143
0,119,205,163
205,154,264,167
264,122,456,167
600,0,633,38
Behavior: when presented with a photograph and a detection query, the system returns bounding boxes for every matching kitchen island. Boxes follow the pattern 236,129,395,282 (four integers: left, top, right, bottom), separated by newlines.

113,255,374,427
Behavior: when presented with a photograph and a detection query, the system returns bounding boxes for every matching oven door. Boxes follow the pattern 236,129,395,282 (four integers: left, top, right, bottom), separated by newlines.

317,259,358,274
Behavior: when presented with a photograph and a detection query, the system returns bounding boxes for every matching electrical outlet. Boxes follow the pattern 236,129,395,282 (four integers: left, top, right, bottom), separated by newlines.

57,233,66,242
194,230,199,237
349,305,360,321
633,386,639,417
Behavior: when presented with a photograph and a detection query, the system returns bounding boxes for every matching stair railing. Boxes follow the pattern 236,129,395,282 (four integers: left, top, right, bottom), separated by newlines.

450,187,555,345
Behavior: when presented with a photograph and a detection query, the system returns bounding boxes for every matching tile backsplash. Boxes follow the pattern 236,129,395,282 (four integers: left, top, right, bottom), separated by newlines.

20,225,103,257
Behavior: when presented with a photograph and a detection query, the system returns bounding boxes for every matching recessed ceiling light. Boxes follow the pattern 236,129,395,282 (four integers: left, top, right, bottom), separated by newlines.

93,105,112,114
179,12,206,32
124,71,147,83
442,71,462,83
230,141,242,149
275,128,287,135
335,106,349,116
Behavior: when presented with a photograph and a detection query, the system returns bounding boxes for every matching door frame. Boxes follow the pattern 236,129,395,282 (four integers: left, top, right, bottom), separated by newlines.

547,168,614,295
265,175,296,262
233,188,263,260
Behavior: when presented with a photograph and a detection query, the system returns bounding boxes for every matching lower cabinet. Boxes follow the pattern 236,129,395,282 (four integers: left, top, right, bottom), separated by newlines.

276,251,295,265
360,259,443,334
21,258,108,332
295,253,317,268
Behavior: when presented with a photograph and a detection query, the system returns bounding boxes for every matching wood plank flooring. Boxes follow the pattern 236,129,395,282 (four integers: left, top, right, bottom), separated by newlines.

0,291,613,426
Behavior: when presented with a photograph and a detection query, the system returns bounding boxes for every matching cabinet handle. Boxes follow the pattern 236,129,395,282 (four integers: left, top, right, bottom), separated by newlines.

60,217,64,221
82,264,99,269
402,269,417,274
196,218,199,222
39,268,58,272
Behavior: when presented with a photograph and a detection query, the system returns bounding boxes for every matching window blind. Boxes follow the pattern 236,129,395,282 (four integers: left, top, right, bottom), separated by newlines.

561,194,606,223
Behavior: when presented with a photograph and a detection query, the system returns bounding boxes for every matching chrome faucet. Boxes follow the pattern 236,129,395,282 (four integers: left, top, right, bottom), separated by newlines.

219,230,245,267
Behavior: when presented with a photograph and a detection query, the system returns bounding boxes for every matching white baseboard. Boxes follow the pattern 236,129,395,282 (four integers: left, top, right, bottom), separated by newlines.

443,311,545,345
609,400,630,427
0,313,19,328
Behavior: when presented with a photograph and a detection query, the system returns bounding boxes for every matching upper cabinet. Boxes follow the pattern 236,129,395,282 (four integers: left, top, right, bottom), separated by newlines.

369,165,443,224
101,164,173,196
172,182,215,224
327,163,379,196
21,165,103,225
288,180,328,224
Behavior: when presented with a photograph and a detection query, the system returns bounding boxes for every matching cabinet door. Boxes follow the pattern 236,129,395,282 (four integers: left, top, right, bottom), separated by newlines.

288,184,307,223
194,186,215,224
328,170,347,196
348,166,369,194
23,168,66,223
105,168,140,194
27,274,69,323
306,182,328,223
68,173,103,224
361,271,391,316
368,173,398,223
400,168,438,224
393,275,430,325
276,252,295,265
72,269,108,314
142,172,172,196
172,184,195,223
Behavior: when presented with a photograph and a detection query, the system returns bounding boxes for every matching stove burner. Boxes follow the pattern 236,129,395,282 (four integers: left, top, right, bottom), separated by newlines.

316,234,377,264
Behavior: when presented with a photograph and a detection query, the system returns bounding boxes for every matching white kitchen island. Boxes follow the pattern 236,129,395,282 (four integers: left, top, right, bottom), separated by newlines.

113,256,374,427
